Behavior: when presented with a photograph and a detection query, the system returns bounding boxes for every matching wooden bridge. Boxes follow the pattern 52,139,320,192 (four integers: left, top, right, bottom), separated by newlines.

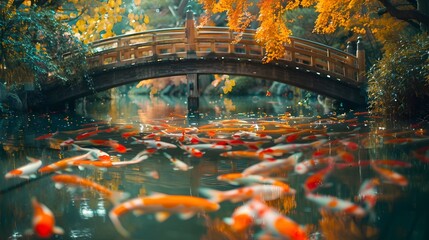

36,9,367,109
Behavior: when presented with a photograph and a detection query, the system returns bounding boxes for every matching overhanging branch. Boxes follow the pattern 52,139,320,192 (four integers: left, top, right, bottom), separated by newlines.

378,0,429,26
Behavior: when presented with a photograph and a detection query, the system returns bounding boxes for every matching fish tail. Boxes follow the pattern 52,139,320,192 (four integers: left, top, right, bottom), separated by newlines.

109,212,130,237
109,191,131,205
199,188,224,203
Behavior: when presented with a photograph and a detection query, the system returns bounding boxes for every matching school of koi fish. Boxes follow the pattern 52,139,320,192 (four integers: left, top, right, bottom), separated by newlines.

4,111,429,239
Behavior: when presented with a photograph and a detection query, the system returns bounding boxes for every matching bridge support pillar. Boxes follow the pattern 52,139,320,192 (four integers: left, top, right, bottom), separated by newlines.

187,73,199,112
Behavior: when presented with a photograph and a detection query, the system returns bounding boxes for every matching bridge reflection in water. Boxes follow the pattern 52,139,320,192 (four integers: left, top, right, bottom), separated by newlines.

36,9,367,110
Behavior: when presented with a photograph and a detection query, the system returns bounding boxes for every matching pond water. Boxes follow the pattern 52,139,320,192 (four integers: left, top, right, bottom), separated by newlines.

1,93,428,240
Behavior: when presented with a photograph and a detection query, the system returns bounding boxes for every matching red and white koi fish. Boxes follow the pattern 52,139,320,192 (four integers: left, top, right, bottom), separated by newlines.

108,140,128,153
60,139,112,147
217,173,290,189
178,143,204,158
52,174,130,204
303,162,335,193
163,152,193,171
356,178,379,211
70,144,111,161
35,131,59,141
258,139,327,157
226,198,308,239
294,157,335,174
38,152,97,174
26,198,64,238
5,157,42,179
371,161,408,187
242,152,302,176
232,131,272,140
109,193,219,237
220,150,276,161
199,184,295,203
131,137,177,149
305,192,366,217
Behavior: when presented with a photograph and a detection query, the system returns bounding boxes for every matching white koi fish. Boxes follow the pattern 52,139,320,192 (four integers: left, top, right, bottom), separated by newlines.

258,139,327,157
305,192,366,217
242,152,302,176
5,157,42,179
109,193,219,237
163,152,193,171
131,137,177,149
199,184,295,203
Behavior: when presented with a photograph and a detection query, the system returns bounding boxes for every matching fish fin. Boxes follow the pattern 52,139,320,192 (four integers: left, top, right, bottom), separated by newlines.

26,156,40,163
133,209,145,216
55,183,64,189
155,212,171,222
19,175,30,180
150,192,168,197
65,168,74,172
67,187,77,193
178,211,196,220
223,217,233,225
198,188,224,203
24,229,34,236
53,226,64,235
173,167,179,171
109,212,130,237
109,191,131,205
78,166,86,171
29,174,37,179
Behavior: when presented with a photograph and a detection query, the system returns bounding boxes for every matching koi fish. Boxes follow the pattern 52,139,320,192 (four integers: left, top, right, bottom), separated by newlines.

35,131,59,141
224,200,256,232
412,145,429,163
252,198,308,240
304,162,335,193
163,152,193,171
121,130,139,139
69,144,111,161
185,142,232,151
217,173,289,189
356,178,379,211
109,193,219,237
73,150,149,170
232,131,272,140
242,152,302,176
178,143,204,158
75,129,100,140
199,184,295,203
52,174,130,204
108,140,128,153
305,192,366,217
294,157,335,174
258,139,327,157
131,137,177,149
220,150,276,161
26,198,64,238
370,161,408,187
38,152,98,174
5,157,42,179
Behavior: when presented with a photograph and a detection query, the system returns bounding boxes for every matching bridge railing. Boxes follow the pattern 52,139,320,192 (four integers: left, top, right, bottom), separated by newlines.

86,24,363,85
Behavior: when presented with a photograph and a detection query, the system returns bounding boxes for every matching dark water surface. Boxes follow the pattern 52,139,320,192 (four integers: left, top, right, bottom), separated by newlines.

1,94,428,240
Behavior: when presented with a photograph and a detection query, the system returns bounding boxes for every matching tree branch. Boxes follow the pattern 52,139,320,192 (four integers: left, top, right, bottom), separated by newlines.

378,0,429,26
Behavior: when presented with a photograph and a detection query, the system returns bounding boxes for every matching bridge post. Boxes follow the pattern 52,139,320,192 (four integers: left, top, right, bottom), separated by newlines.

187,73,199,112
185,6,197,59
356,36,366,82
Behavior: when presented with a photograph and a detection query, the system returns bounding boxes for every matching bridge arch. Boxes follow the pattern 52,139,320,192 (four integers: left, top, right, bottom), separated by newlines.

35,10,367,108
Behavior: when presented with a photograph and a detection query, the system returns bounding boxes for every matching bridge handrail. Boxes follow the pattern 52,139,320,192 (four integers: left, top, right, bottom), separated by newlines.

85,25,363,84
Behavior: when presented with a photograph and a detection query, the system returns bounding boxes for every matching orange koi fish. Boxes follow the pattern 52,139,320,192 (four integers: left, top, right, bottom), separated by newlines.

109,193,219,237
73,151,149,170
220,150,276,161
121,130,139,139
242,152,302,176
5,157,42,179
52,174,130,204
304,162,335,193
26,198,64,238
371,161,408,187
163,152,193,171
75,129,100,140
224,200,256,232
35,131,59,141
412,145,429,163
306,192,366,217
38,152,97,174
199,184,295,203
108,140,128,153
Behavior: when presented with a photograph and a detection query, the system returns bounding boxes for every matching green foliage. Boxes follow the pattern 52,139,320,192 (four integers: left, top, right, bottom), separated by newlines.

0,2,89,91
368,33,429,119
